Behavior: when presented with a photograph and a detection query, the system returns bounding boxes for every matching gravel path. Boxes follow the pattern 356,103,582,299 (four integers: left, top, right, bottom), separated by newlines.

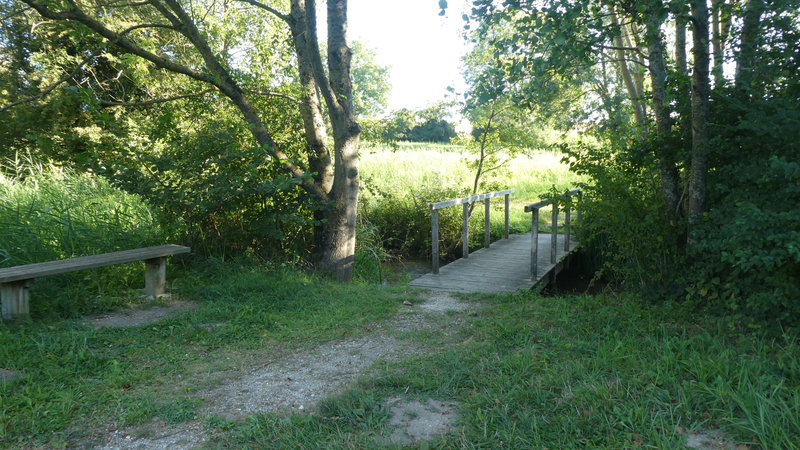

97,290,472,449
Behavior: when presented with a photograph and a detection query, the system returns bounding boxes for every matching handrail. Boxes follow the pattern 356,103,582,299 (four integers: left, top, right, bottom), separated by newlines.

523,188,582,212
526,188,582,278
431,189,515,210
429,189,515,274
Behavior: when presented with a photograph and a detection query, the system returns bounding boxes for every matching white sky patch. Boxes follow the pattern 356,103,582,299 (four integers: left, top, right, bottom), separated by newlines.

347,0,471,111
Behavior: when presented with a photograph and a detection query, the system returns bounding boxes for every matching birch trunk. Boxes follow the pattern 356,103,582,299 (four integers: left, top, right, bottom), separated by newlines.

644,7,680,219
688,0,711,246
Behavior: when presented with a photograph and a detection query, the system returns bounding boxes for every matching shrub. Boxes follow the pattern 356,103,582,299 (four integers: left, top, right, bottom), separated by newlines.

362,181,518,263
687,94,800,332
563,138,685,296
99,122,317,260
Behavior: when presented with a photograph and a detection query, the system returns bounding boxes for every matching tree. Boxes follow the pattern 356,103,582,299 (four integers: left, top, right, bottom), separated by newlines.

687,0,711,244
350,41,391,119
459,0,800,328
8,0,361,280
459,98,538,201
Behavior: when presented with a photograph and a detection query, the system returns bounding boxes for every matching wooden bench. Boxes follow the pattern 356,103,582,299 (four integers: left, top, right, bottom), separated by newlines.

0,244,190,320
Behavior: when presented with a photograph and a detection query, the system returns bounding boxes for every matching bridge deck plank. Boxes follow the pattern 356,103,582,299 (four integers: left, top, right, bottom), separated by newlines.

408,233,577,293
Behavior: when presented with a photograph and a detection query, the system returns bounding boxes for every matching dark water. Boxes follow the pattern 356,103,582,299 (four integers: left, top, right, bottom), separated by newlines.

542,250,606,296
383,258,431,282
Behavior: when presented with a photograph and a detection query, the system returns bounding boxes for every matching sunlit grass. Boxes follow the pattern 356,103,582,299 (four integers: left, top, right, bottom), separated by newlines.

214,291,800,448
360,142,586,237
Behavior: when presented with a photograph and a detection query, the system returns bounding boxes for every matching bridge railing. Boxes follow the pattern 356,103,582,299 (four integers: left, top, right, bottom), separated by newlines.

429,189,515,274
524,188,582,277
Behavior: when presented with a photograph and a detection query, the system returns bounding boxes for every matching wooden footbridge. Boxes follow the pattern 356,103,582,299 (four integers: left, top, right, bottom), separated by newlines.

409,188,581,294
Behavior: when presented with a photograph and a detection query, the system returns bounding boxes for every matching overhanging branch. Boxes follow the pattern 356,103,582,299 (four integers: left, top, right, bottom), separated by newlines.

98,88,214,107
20,0,216,86
237,0,290,23
242,89,302,105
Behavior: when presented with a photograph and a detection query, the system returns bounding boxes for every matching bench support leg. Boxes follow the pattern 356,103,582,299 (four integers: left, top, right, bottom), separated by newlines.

1,280,34,320
144,257,167,298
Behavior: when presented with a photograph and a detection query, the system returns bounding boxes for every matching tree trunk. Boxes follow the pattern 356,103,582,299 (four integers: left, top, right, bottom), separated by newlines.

611,12,646,128
687,0,711,246
711,0,724,86
289,3,333,193
624,25,648,120
675,14,687,74
644,5,681,219
735,0,764,91
315,133,360,280
305,0,362,281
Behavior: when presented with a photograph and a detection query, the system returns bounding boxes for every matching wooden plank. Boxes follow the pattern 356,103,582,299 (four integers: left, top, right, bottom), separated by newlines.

524,188,582,212
524,199,551,212
409,233,578,294
430,189,514,210
0,280,32,319
531,209,539,277
0,245,190,283
504,194,510,239
551,207,558,264
144,257,167,298
564,205,571,252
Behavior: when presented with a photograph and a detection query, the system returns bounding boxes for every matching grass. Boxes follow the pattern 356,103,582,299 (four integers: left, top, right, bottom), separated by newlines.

215,291,800,449
0,261,413,447
1,263,798,448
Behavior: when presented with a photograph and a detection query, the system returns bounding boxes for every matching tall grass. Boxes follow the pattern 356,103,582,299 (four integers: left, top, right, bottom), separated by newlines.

358,143,585,262
0,161,166,316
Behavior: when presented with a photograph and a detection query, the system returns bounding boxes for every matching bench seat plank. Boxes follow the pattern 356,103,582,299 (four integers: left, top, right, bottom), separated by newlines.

0,245,190,284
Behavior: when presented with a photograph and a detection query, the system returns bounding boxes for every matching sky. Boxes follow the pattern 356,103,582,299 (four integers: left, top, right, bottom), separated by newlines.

346,0,471,112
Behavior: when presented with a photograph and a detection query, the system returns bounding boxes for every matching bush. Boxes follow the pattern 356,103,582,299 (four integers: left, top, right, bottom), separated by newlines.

361,180,518,263
99,122,317,260
563,138,685,296
566,92,800,333
0,161,166,317
687,95,800,332
361,183,467,260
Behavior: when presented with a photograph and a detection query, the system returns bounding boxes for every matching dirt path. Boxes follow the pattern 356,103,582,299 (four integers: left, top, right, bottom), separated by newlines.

97,291,474,449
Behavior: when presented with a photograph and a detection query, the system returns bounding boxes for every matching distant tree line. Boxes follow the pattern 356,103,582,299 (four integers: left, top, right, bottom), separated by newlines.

362,103,458,144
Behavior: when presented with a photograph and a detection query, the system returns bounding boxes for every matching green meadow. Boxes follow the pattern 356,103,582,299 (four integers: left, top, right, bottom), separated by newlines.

357,143,586,264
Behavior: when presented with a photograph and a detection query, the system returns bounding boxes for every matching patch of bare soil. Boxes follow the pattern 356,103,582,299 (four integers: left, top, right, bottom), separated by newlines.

0,368,20,383
683,428,746,450
82,300,199,329
383,396,460,446
98,290,474,449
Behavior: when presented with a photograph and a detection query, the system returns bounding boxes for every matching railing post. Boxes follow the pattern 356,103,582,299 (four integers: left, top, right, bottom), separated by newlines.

462,202,469,258
530,208,539,277
431,207,439,274
551,204,558,264
564,201,571,252
484,198,491,248
504,194,511,239
577,190,582,224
